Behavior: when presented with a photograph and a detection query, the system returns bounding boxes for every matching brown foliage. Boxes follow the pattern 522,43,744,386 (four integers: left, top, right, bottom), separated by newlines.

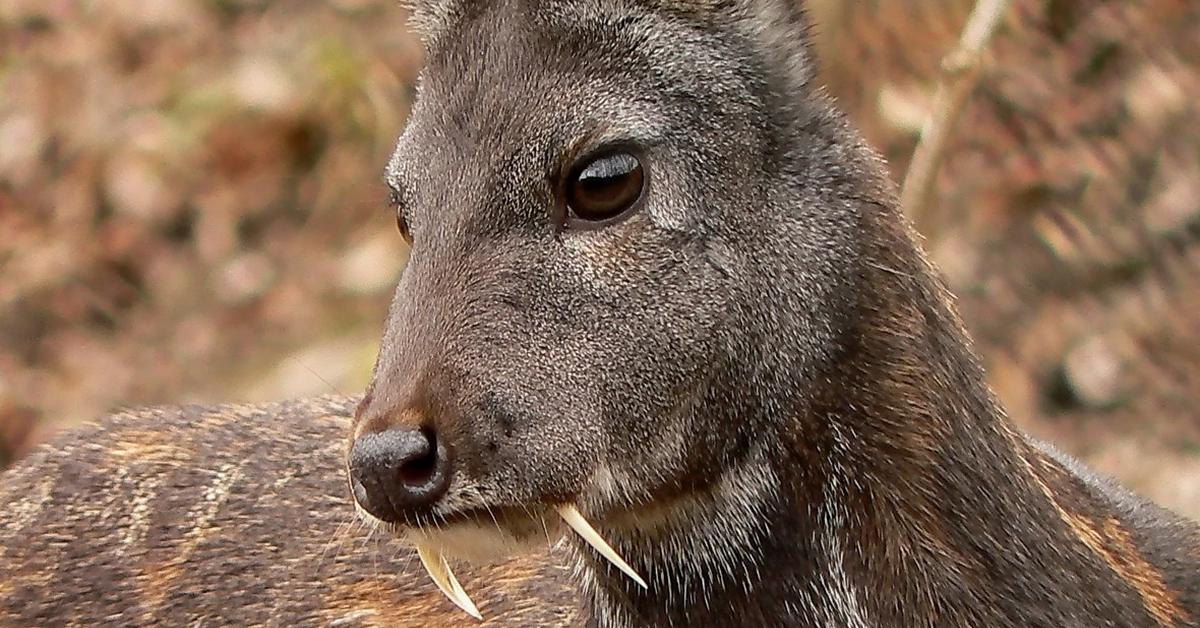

817,0,1200,514
1,0,420,432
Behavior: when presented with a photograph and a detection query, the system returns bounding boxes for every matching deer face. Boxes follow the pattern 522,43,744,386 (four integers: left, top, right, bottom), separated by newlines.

347,0,851,603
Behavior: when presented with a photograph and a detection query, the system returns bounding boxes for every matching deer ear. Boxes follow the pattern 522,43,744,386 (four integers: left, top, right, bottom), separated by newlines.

401,0,462,45
656,0,818,87
738,0,818,87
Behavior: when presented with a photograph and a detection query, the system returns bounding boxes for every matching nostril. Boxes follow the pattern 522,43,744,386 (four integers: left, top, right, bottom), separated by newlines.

397,427,439,487
348,424,451,521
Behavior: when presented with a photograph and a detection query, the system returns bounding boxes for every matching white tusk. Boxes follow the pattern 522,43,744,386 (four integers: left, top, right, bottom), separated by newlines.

416,544,483,619
442,553,481,619
556,504,648,589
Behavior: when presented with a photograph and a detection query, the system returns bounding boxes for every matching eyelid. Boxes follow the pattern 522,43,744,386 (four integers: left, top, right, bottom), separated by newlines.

387,184,412,224
574,141,636,163
386,183,415,238
386,185,404,209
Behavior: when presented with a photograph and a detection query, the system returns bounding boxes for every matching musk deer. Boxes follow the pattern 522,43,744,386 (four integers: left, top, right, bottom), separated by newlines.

3,0,1199,626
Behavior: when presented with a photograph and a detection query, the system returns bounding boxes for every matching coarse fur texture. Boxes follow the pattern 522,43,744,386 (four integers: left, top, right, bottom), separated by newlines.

356,0,1200,626
0,398,582,626
2,0,1199,626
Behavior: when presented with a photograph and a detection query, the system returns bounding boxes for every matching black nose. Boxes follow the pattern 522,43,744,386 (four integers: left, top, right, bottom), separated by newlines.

348,426,450,522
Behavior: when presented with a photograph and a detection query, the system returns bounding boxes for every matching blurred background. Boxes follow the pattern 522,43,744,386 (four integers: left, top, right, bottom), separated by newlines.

0,0,1197,518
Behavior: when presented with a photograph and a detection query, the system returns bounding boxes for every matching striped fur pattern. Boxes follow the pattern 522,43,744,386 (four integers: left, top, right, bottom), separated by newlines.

0,397,581,626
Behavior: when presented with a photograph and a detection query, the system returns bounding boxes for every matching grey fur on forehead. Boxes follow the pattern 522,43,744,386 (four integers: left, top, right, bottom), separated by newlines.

401,0,806,24
402,0,749,28
401,0,809,40
402,0,816,87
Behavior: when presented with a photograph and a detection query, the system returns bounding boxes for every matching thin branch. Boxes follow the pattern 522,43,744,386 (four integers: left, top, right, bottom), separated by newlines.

900,0,1012,240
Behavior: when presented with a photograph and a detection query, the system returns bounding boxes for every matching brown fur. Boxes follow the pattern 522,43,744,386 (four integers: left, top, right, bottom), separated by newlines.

0,398,582,626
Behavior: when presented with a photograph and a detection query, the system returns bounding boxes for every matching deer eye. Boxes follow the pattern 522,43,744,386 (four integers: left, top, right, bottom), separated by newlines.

396,212,412,242
565,151,645,223
388,187,413,243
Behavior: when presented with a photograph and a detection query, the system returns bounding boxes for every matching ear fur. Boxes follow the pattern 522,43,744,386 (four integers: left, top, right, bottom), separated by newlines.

399,0,465,45
667,0,818,87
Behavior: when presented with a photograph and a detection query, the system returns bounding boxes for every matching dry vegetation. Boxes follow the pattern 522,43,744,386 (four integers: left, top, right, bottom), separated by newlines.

1,0,1198,516
814,0,1200,516
0,0,421,461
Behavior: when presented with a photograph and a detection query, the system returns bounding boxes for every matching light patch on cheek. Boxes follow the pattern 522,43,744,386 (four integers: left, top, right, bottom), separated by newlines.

581,462,644,515
643,174,693,233
561,235,627,285
588,464,621,503
649,208,689,233
580,407,692,515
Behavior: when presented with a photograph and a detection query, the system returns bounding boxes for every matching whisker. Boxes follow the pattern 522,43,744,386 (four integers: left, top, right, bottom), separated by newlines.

482,501,501,537
370,524,384,576
358,519,378,556
316,514,357,574
538,511,552,548
287,357,346,397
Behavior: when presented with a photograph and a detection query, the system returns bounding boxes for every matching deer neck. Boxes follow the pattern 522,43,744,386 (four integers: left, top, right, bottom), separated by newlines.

573,225,1050,627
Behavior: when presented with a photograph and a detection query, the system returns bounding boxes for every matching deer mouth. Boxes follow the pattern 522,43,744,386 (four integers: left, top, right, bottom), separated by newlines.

357,499,648,619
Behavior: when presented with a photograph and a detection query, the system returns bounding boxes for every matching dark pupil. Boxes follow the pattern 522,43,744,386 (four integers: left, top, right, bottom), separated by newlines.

570,153,643,220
